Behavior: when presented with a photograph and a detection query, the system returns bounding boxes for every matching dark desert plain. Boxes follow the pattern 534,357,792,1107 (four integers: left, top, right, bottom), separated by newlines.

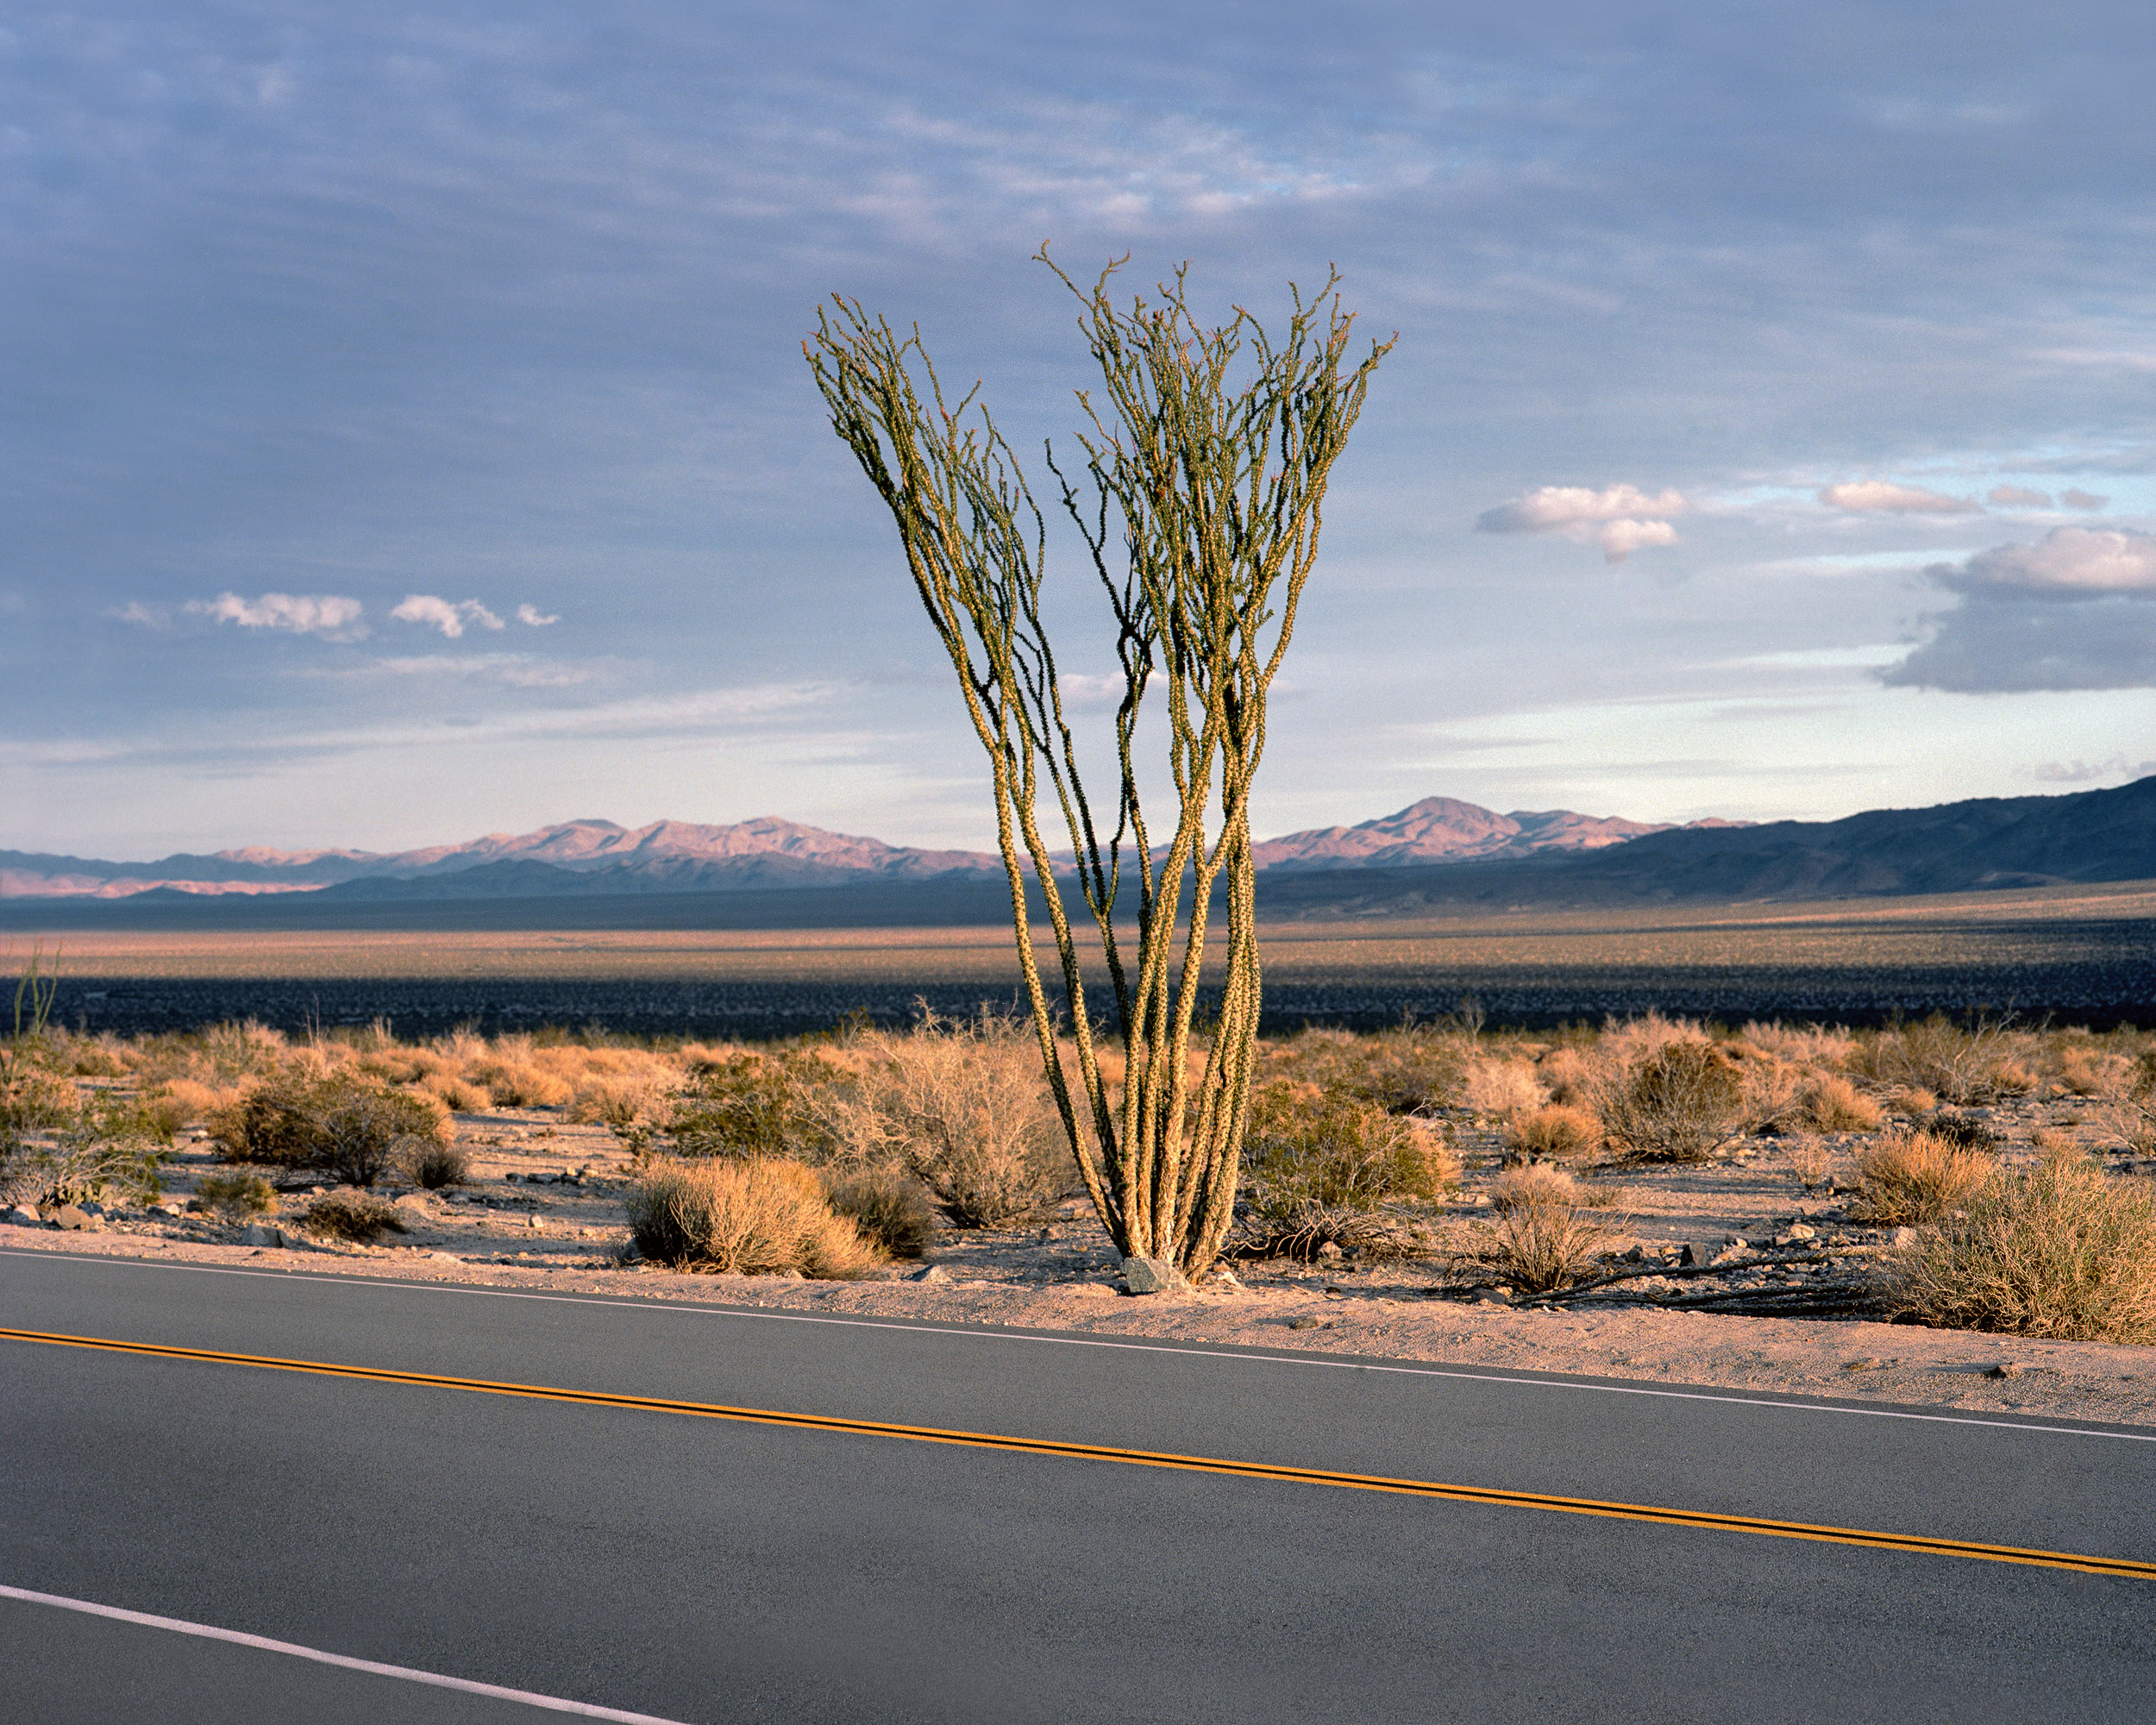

11,877,2156,1040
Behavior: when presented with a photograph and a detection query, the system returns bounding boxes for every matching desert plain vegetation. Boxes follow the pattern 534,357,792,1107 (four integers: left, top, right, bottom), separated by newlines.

9,978,2156,1369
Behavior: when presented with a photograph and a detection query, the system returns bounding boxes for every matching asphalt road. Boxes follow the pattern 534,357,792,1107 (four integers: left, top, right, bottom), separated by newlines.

4,1248,2153,1723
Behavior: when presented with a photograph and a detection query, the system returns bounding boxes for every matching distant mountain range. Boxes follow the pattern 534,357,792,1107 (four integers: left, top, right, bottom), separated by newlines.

0,798,1727,901
4,778,2153,924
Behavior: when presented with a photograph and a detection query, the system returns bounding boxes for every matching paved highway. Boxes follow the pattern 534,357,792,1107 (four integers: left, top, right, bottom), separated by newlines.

4,1247,2153,1722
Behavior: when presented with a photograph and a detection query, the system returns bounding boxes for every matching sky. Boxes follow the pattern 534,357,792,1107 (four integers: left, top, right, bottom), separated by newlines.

6,2,2156,861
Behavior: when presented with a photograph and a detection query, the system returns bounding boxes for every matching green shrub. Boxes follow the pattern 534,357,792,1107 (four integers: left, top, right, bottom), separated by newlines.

659,1051,841,1159
0,1090,168,1208
1889,1148,2156,1342
1243,1083,1456,1216
210,1074,448,1187
197,1170,276,1223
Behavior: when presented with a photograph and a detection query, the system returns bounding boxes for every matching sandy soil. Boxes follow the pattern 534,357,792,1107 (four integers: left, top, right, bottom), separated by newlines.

10,1102,2155,1433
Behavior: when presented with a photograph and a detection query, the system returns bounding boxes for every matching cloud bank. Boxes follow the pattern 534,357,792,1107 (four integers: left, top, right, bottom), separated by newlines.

392,596,506,638
1884,528,2156,691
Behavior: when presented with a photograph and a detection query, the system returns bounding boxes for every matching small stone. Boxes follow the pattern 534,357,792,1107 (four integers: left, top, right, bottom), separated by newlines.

5,1204,47,1227
1842,1356,1884,1372
50,1204,93,1232
910,1264,950,1283
527,1214,543,1231
780,1268,805,1281
1288,1314,1326,1330
1209,1269,1243,1289
1120,1256,1183,1295
1787,1223,1816,1241
1475,1287,1514,1306
1315,1241,1344,1261
240,1222,286,1248
1889,1226,1919,1248
1987,1361,2026,1379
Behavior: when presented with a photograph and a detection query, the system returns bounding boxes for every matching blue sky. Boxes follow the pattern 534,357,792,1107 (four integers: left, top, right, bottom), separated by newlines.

6,3,2155,858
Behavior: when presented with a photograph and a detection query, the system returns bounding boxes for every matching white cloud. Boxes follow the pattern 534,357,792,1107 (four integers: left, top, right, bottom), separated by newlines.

1474,483,1688,562
391,595,506,638
516,604,561,626
1931,526,2156,600
360,654,598,688
113,601,170,626
185,592,367,639
2060,488,2109,511
1818,480,1980,515
1986,484,2052,508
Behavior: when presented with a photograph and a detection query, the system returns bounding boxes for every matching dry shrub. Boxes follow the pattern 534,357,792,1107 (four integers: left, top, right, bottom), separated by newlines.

396,1135,469,1189
466,1059,573,1109
1260,1026,1467,1114
158,1077,243,1126
196,1170,275,1223
1595,1039,1745,1164
1538,1045,1596,1107
210,1073,449,1187
1851,1130,1996,1225
1225,1205,1429,1262
304,1189,406,1242
1505,1103,1601,1163
1857,1015,2028,1106
1920,1108,2002,1152
811,1015,1068,1226
627,1158,878,1276
661,1050,841,1159
1739,1022,1856,1067
1788,1132,1836,1194
1481,1193,1613,1294
567,1076,663,1128
2053,1043,2131,1099
824,1170,936,1258
1244,1083,1457,1215
418,1074,487,1113
1461,1057,1546,1119
1795,1073,1882,1132
1889,1148,2156,1343
1489,1164,1579,1214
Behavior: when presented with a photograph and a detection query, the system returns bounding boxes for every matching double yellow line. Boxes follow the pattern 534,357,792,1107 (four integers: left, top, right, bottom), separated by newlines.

9,1326,2152,1580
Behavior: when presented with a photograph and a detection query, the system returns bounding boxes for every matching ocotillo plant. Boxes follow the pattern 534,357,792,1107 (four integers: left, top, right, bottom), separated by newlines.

805,255,1388,1276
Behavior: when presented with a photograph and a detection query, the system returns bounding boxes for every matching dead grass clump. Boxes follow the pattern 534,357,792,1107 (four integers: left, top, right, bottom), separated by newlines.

417,1073,487,1113
1225,1204,1430,1262
210,1073,450,1188
626,1158,878,1276
1537,1045,1596,1107
1851,1130,1996,1226
1919,1108,2002,1152
1889,1148,2156,1343
196,1170,275,1223
1795,1073,1883,1132
1481,1194,1614,1294
303,1189,406,1242
1788,1132,1837,1194
824,1170,936,1258
1595,1039,1745,1164
1505,1103,1602,1163
1244,1083,1457,1214
156,1077,244,1127
811,1015,1069,1226
1460,1057,1546,1119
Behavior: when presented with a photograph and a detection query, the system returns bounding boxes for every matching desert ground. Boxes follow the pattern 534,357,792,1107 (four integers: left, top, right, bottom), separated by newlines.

10,1021,2154,1431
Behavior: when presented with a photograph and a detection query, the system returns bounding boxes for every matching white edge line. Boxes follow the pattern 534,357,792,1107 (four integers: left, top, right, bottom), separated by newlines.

8,1245,2155,1446
0,1584,693,1724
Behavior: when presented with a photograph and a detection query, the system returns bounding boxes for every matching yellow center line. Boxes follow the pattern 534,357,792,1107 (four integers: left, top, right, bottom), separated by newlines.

9,1326,2152,1580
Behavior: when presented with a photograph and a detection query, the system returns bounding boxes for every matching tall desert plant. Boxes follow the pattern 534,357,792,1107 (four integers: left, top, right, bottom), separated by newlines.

807,254,1389,1276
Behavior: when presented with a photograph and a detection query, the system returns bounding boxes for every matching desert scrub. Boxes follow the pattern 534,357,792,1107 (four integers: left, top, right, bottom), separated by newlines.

1851,1130,1996,1226
1459,1056,1546,1119
810,1015,1069,1226
210,1072,449,1187
654,1049,843,1160
1505,1103,1602,1163
1856,1014,2030,1106
1243,1083,1456,1214
1479,1189,1613,1294
0,1090,169,1208
395,1135,469,1189
627,1158,878,1276
824,1170,936,1258
303,1189,407,1243
1594,1038,1745,1164
196,1170,276,1223
1889,1148,2156,1343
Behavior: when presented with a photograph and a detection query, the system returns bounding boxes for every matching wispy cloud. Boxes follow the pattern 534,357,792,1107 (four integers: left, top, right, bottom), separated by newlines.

356,654,599,688
391,595,505,638
516,604,561,626
185,593,367,639
1819,481,1981,516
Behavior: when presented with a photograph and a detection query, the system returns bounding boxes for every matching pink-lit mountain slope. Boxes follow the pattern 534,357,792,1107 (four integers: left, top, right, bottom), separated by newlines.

1251,797,1685,872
